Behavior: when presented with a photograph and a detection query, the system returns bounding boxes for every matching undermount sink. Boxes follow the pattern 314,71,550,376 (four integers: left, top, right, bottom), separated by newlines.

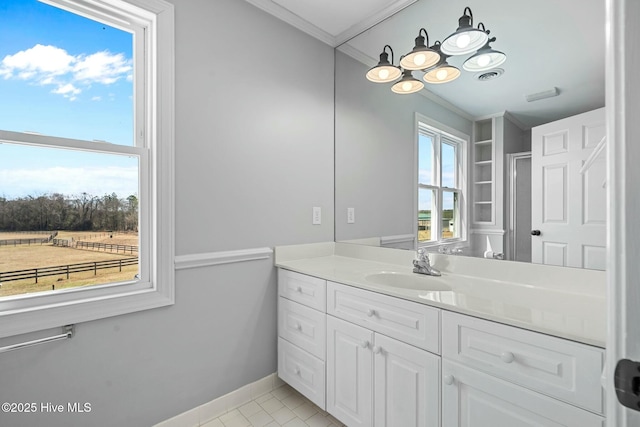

365,272,452,291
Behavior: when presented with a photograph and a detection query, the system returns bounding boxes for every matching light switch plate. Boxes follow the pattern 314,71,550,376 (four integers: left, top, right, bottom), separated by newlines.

347,208,355,224
313,207,321,225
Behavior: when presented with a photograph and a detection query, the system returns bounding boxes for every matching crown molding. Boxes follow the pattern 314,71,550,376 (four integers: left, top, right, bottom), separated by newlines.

244,0,336,46
333,0,417,46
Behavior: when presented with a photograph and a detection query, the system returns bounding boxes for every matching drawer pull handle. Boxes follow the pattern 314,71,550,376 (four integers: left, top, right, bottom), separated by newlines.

373,346,382,354
501,351,515,363
367,309,376,317
443,374,455,385
294,366,301,375
361,340,370,349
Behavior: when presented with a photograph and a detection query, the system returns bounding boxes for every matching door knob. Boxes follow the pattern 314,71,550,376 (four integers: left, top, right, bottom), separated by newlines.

531,230,541,236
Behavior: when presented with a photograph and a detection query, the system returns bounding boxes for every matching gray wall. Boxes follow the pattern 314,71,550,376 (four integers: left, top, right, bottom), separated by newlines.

0,1,334,426
335,50,472,243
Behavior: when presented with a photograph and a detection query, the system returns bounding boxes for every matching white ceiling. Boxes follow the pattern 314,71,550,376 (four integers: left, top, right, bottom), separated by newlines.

247,0,605,129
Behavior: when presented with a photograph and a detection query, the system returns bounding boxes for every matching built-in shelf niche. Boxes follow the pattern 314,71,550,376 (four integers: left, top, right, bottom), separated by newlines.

473,119,494,223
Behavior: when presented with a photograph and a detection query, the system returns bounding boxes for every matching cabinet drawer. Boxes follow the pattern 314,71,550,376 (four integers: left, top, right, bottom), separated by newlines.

327,281,440,354
278,297,326,360
278,337,325,409
442,311,605,414
442,360,604,427
278,269,326,311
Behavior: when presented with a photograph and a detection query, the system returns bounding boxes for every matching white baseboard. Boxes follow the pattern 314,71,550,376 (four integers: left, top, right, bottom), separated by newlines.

154,372,284,427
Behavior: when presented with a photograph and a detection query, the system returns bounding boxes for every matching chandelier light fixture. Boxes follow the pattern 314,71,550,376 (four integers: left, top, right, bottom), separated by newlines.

365,6,505,94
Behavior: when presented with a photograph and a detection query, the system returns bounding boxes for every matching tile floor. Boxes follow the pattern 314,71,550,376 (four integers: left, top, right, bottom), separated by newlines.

201,383,345,427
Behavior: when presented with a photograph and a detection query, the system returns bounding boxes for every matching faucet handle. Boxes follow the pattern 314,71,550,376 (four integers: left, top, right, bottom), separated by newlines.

416,248,430,263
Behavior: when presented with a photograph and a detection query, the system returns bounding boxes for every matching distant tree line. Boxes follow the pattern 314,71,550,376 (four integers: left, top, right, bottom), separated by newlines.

0,192,138,232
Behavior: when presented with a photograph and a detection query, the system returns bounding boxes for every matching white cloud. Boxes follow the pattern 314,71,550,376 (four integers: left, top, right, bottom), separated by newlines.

0,166,139,199
73,51,132,84
0,44,132,101
52,83,81,100
1,44,74,79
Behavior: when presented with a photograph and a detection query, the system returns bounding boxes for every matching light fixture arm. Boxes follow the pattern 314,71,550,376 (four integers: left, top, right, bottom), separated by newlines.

461,7,474,27
383,44,395,66
418,28,430,48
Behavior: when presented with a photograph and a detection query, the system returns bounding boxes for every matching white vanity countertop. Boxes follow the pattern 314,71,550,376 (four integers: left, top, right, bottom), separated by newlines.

275,242,606,348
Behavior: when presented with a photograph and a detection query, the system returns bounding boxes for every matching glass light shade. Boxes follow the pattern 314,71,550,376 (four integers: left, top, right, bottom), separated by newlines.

441,10,488,55
391,70,424,94
463,47,506,72
423,64,461,84
366,50,402,83
400,31,441,70
400,49,440,70
366,64,402,83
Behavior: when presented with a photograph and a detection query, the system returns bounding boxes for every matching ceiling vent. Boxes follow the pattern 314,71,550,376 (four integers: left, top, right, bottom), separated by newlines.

525,87,560,102
474,68,504,81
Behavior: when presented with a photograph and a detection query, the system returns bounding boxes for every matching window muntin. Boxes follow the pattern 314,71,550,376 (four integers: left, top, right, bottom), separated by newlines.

417,123,465,246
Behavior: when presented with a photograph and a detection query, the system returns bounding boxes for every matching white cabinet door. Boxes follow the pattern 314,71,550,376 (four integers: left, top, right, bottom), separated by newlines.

327,316,374,427
531,107,606,270
374,333,440,427
442,361,604,427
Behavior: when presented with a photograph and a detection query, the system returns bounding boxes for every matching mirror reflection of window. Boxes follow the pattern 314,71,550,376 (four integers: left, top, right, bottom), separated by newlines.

417,123,465,246
418,188,434,243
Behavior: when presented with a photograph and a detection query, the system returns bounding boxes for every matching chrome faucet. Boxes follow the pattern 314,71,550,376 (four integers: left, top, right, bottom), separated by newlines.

413,249,441,276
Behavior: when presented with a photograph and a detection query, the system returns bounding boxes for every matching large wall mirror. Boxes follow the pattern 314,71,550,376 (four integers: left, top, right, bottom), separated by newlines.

334,0,605,270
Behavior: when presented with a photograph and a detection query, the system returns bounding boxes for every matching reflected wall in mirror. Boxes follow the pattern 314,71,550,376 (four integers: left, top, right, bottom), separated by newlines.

334,0,605,270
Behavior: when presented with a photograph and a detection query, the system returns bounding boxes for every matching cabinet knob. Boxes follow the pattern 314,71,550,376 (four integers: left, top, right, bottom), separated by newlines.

294,366,301,375
373,346,382,354
296,286,303,292
443,374,455,385
295,323,302,331
367,309,376,317
361,340,370,349
501,351,515,363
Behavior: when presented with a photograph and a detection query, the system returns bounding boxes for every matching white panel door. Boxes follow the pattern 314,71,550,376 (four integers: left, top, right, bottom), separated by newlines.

373,333,440,427
326,315,373,427
442,361,604,427
531,108,606,269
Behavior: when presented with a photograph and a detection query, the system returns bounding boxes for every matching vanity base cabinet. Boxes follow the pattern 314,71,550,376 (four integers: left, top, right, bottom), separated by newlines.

326,315,440,427
277,269,327,409
442,360,604,427
373,333,440,427
326,315,373,427
277,337,325,409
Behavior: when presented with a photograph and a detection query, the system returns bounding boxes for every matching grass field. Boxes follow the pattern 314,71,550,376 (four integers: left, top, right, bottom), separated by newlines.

0,231,139,298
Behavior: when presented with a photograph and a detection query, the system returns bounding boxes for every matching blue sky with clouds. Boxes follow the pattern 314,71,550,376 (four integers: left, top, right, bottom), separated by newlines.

0,0,138,199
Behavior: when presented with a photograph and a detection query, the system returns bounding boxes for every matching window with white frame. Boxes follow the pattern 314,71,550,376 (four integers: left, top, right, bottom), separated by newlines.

417,120,467,247
0,0,174,338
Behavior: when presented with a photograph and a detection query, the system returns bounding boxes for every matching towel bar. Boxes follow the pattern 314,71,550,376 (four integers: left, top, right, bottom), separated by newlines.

0,325,74,354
